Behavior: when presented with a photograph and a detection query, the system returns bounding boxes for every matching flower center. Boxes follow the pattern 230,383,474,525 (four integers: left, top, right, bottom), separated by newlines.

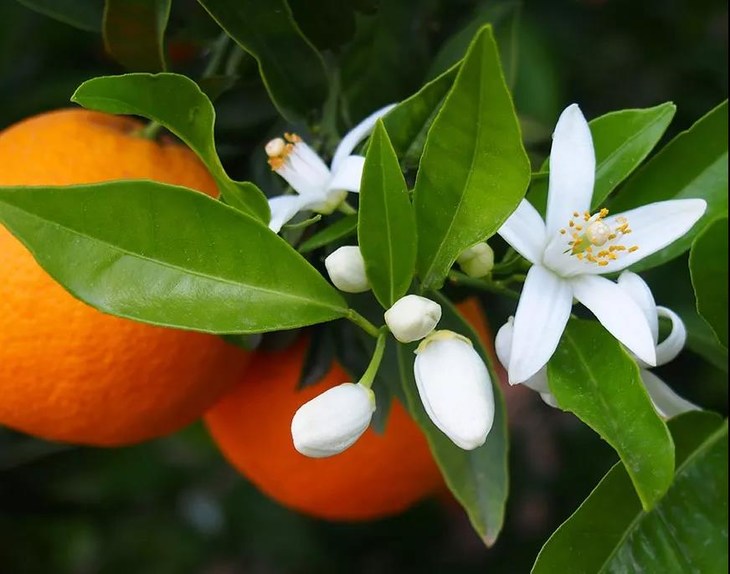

559,208,639,266
265,133,301,170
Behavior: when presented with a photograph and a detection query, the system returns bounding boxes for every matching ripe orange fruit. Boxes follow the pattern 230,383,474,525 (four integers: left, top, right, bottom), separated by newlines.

0,109,251,446
204,298,493,521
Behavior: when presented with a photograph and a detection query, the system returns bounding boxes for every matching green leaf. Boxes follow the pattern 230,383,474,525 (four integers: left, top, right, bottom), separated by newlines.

102,0,170,72
382,63,459,169
690,216,728,348
288,0,356,51
397,293,508,545
532,412,728,574
548,319,675,510
196,0,328,123
0,182,347,333
414,25,530,289
16,0,103,32
298,215,358,254
608,100,728,272
71,73,270,222
358,121,417,308
528,103,677,214
427,0,521,88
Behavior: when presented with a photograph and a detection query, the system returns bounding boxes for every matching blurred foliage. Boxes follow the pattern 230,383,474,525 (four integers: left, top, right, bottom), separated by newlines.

0,0,726,572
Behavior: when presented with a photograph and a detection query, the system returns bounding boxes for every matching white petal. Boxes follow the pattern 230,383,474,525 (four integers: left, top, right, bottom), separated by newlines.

571,274,656,366
509,265,573,384
331,103,396,173
617,271,659,344
384,295,442,343
640,370,699,419
497,200,547,265
328,155,365,192
414,333,494,450
545,104,595,235
540,392,560,409
324,246,370,293
267,194,317,232
276,141,331,197
655,306,687,365
591,199,707,274
291,383,375,457
495,318,551,393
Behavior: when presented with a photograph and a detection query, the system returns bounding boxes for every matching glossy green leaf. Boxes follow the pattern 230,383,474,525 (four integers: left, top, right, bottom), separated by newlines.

528,103,677,214
414,25,530,289
681,305,729,372
608,100,728,272
103,0,170,72
0,182,347,333
382,63,459,168
690,216,728,348
548,319,674,510
358,121,417,308
397,293,508,546
427,0,521,88
298,215,358,254
197,0,327,122
533,412,728,574
71,73,270,222
16,0,103,32
288,0,357,51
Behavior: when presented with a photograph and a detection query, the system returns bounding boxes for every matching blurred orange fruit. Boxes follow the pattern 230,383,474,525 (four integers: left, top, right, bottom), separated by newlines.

0,109,251,446
204,298,493,521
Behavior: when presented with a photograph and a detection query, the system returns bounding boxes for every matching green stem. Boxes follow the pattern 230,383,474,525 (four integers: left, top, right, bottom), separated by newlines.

134,120,164,140
358,330,387,389
338,201,357,215
448,270,521,300
203,33,231,78
347,309,381,338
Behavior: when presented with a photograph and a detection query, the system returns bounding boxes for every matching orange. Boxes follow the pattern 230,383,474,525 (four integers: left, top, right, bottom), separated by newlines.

0,109,251,446
204,298,493,521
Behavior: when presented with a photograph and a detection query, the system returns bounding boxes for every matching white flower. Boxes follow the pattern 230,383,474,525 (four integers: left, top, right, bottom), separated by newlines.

384,295,442,343
324,245,370,293
291,382,376,458
265,104,396,232
457,242,495,278
414,330,494,450
497,103,707,384
495,271,699,418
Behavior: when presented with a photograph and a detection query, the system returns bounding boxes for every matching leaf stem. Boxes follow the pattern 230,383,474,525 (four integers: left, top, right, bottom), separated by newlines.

448,270,521,300
338,201,357,215
358,329,387,389
134,120,164,140
347,309,381,338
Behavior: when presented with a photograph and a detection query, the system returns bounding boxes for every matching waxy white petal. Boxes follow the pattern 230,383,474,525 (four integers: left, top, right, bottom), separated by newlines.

324,245,370,293
495,319,551,394
585,199,707,274
509,265,573,384
414,333,494,450
545,104,595,235
384,295,441,343
617,271,659,343
497,199,547,264
276,140,331,197
328,155,366,192
640,370,699,419
655,305,687,366
331,103,396,173
571,274,657,366
268,194,318,232
291,383,375,458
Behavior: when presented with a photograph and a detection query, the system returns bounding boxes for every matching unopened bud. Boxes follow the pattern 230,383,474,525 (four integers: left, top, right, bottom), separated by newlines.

324,246,370,293
457,242,494,278
384,295,442,343
414,330,494,450
291,383,376,458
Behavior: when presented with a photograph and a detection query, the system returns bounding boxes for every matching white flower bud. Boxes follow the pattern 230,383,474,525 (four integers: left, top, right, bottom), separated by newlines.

456,242,494,278
414,330,494,450
291,383,376,458
384,295,442,343
324,246,370,293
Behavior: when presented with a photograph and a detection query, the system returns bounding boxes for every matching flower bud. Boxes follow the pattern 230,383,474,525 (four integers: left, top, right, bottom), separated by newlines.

414,330,494,450
291,383,376,458
456,242,494,278
384,295,442,343
324,246,370,293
